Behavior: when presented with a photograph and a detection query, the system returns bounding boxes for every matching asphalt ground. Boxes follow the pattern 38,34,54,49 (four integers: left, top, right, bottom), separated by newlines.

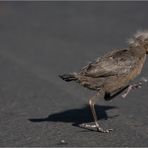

0,1,148,147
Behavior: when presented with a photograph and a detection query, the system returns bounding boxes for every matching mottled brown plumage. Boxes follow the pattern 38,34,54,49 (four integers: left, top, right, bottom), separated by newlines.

59,30,148,133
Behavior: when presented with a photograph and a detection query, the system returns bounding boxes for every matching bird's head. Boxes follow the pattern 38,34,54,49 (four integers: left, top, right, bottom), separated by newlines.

128,30,148,54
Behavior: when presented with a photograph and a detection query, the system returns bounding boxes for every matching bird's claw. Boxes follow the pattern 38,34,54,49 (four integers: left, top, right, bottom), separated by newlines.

97,127,113,133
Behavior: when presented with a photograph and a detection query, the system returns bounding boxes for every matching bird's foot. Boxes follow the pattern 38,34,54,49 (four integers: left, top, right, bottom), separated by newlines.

97,126,113,133
122,81,144,98
122,78,147,98
140,77,148,83
79,123,113,133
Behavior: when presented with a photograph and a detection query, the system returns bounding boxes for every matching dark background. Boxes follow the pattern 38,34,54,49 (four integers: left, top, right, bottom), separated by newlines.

0,1,148,146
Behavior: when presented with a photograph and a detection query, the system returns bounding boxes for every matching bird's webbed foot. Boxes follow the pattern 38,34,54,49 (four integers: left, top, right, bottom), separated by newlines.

79,122,113,133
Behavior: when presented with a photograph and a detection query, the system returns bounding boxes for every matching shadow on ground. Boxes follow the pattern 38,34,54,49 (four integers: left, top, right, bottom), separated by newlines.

29,105,118,127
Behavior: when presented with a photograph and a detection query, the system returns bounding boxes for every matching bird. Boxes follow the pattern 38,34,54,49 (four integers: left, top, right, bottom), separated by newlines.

59,30,148,133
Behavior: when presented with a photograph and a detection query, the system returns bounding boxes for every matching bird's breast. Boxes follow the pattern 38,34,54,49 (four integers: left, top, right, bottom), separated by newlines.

128,55,146,80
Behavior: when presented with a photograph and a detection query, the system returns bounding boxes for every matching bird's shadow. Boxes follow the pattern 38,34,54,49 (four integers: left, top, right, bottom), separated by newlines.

29,105,118,127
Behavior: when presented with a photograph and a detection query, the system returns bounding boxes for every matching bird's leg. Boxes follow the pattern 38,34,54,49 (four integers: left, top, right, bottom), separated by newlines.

105,85,129,101
89,93,113,133
79,90,113,133
122,82,143,98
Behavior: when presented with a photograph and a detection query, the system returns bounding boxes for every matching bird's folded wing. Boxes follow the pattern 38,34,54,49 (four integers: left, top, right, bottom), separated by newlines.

80,49,137,78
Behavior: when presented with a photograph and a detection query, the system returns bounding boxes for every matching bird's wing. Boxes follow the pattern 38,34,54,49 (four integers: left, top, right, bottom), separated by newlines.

80,49,137,78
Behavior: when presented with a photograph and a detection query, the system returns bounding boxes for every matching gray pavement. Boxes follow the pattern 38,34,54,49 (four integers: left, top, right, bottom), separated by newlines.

0,1,148,147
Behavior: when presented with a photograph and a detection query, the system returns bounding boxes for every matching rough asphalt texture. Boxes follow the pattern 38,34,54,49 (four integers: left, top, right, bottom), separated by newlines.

0,2,148,147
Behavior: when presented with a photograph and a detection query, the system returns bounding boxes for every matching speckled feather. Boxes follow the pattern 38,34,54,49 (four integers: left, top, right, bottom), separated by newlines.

80,49,138,77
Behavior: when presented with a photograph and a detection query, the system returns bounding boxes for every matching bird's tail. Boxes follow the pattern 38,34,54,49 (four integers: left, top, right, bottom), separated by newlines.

59,73,77,82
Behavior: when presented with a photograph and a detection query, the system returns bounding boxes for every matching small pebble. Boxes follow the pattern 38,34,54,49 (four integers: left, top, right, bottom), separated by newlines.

60,139,67,144
61,140,65,143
